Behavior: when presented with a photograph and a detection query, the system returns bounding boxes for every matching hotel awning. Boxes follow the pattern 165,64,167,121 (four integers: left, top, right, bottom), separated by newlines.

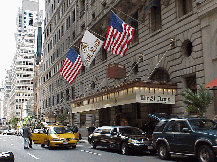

71,80,177,114
205,78,217,89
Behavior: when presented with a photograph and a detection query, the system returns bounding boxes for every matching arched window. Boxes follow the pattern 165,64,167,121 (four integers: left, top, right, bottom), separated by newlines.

150,68,170,82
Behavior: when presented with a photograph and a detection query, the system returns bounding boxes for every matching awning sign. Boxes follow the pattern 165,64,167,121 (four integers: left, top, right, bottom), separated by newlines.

139,94,172,104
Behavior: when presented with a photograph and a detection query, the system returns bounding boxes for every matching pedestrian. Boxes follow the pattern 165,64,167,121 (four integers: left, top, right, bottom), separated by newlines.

88,124,96,135
29,126,33,148
23,124,32,149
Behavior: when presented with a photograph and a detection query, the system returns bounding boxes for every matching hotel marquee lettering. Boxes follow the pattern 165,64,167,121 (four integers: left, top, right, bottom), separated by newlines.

140,95,171,103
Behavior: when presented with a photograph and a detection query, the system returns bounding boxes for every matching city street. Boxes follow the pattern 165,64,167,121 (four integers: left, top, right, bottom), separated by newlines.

0,134,197,162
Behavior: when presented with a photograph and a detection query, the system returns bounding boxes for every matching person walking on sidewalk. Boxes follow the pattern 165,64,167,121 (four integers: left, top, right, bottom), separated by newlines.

23,124,32,149
29,126,33,148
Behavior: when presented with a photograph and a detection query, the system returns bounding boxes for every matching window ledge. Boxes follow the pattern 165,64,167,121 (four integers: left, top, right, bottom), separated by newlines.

150,29,162,37
177,11,193,23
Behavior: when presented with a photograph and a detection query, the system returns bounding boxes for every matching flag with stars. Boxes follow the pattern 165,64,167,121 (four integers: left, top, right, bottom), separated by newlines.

59,48,83,84
103,11,135,56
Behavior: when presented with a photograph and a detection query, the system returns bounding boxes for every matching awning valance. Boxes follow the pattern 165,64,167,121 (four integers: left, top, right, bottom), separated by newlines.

71,80,177,113
205,78,217,89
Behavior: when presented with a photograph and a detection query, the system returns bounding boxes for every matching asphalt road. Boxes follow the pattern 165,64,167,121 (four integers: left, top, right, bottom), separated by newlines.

0,134,198,162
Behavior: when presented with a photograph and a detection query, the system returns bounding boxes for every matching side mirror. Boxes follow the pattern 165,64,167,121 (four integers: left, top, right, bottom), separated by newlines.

182,128,191,133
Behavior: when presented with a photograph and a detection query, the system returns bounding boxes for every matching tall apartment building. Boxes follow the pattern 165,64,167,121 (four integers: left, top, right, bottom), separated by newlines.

3,69,12,123
9,0,43,121
35,0,217,136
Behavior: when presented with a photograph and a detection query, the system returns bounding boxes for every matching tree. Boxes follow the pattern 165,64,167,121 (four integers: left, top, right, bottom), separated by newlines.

56,113,68,124
181,84,215,118
9,117,18,129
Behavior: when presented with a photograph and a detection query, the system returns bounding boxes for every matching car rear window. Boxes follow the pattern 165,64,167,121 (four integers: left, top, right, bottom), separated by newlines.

154,120,168,132
101,129,111,134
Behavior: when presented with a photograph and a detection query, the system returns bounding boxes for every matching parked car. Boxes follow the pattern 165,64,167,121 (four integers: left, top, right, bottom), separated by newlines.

88,126,155,155
7,129,15,135
153,118,217,162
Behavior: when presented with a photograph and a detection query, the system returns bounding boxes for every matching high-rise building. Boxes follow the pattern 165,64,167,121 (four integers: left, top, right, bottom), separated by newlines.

3,69,12,123
9,0,42,121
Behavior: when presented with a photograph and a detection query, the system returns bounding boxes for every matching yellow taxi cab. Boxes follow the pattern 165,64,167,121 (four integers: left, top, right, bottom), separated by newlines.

31,125,77,149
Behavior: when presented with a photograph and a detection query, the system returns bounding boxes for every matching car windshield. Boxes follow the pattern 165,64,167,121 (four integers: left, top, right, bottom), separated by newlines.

50,127,72,134
119,127,144,135
188,119,216,131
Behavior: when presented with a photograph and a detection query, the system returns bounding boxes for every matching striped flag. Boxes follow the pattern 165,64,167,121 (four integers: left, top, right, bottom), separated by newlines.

59,48,83,84
103,11,135,56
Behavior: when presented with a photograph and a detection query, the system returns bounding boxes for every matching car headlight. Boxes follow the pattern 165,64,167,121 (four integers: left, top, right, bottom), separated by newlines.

51,138,60,141
128,138,137,144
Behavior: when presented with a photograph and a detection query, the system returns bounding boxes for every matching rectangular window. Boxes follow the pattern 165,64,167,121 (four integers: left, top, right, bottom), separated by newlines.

72,9,75,22
102,48,107,61
71,87,74,100
57,94,59,104
130,11,138,43
66,89,69,101
151,5,162,31
177,0,192,18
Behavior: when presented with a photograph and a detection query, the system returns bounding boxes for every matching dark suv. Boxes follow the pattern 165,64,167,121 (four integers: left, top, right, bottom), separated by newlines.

88,126,155,155
153,118,217,162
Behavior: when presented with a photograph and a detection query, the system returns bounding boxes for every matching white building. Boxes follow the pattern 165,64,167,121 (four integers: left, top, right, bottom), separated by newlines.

9,0,42,121
3,69,12,124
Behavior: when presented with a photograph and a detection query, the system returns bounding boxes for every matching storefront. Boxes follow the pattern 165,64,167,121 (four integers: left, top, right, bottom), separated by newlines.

71,80,177,133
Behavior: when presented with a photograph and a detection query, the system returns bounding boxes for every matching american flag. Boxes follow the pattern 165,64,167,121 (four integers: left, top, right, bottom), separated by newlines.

59,48,83,84
103,12,135,57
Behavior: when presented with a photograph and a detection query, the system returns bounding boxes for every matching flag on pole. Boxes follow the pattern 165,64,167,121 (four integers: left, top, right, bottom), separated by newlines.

59,48,83,84
80,30,103,68
103,11,135,57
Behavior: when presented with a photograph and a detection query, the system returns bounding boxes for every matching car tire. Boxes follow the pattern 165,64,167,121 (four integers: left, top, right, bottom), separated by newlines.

158,143,171,160
121,143,129,155
71,145,76,149
41,144,45,147
197,145,215,162
91,141,97,149
48,141,52,150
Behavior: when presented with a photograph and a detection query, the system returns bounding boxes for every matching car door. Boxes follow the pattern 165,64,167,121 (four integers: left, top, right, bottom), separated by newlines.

164,120,177,151
100,128,112,147
109,128,121,149
31,128,48,144
171,120,195,153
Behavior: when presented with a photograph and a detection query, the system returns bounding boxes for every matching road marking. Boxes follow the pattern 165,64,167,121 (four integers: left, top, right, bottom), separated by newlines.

27,153,39,160
80,150,102,156
3,140,6,141
76,145,83,147
11,144,14,146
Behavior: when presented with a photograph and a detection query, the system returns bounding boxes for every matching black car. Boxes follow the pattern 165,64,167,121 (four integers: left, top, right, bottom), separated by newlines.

88,126,155,155
153,118,217,162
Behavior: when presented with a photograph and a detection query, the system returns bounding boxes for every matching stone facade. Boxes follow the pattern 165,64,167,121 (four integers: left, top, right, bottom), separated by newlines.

197,0,217,119
35,0,217,130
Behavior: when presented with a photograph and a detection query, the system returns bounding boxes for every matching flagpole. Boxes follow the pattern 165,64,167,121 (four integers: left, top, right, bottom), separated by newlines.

147,44,171,80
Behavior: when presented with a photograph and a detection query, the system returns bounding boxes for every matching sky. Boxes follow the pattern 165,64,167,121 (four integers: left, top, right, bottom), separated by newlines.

0,0,45,87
